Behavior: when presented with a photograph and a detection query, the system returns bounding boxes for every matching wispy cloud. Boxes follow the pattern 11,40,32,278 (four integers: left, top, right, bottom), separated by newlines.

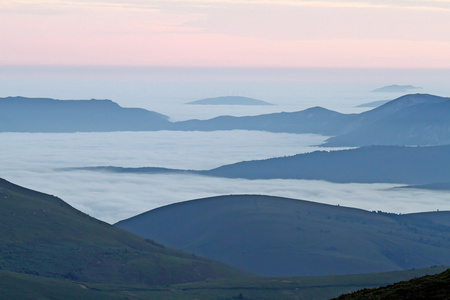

6,0,450,12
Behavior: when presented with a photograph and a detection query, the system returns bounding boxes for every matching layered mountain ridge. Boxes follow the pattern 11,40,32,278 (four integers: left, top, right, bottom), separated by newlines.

2,93,449,146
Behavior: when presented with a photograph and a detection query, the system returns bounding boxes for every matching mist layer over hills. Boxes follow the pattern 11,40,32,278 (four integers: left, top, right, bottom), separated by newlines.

116,195,450,277
74,145,450,185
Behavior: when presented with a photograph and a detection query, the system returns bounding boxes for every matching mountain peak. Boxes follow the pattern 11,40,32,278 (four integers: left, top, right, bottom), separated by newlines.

186,96,274,106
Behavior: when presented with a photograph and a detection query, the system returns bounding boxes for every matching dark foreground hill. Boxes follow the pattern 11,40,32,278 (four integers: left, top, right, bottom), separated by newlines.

0,96,170,132
0,178,244,285
115,195,450,277
76,145,450,185
333,268,450,300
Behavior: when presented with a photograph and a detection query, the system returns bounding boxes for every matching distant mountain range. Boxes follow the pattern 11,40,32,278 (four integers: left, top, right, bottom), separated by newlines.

69,145,450,185
186,96,274,106
116,194,450,277
2,94,450,146
0,96,170,132
177,93,450,146
371,85,421,93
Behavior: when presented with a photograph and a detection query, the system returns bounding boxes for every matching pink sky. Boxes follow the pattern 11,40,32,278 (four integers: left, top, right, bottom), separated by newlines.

1,0,450,68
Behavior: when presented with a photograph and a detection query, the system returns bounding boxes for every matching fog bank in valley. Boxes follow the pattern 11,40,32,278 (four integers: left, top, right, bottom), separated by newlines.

1,131,448,223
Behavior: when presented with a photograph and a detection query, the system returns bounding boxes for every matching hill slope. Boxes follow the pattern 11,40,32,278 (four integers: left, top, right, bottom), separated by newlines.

2,266,447,300
0,97,169,132
116,195,450,277
0,178,245,285
334,268,450,300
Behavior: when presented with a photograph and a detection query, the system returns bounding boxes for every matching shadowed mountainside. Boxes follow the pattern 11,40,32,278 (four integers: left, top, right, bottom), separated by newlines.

0,178,246,285
115,195,450,277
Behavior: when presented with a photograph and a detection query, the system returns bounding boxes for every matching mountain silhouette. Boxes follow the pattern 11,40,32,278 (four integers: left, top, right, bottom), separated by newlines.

75,145,450,185
371,85,421,93
186,96,274,106
0,96,170,132
116,195,450,277
0,178,245,285
2,94,450,146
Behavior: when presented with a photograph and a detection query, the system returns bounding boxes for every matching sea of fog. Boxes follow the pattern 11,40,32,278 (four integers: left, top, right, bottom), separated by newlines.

1,131,449,224
1,67,449,223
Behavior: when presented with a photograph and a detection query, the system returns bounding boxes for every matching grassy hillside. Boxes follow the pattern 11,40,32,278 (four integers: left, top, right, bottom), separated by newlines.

116,195,450,277
1,266,447,300
0,178,245,285
333,268,450,300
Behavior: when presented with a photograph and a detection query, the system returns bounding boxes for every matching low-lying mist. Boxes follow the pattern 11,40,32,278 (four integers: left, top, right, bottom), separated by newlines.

1,131,448,223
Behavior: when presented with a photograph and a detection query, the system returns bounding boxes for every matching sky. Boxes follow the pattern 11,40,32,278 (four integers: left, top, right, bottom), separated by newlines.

2,0,450,67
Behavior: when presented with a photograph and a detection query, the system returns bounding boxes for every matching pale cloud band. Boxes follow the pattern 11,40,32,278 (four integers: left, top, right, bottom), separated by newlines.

2,0,450,67
6,0,450,11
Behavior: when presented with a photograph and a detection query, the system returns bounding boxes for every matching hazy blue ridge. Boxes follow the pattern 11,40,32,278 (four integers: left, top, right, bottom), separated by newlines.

371,85,421,93
399,182,450,191
2,94,450,147
186,96,274,106
324,94,450,146
205,145,450,184
115,194,450,277
176,93,450,146
171,106,358,136
65,144,450,185
356,99,391,108
60,166,193,175
0,96,170,132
